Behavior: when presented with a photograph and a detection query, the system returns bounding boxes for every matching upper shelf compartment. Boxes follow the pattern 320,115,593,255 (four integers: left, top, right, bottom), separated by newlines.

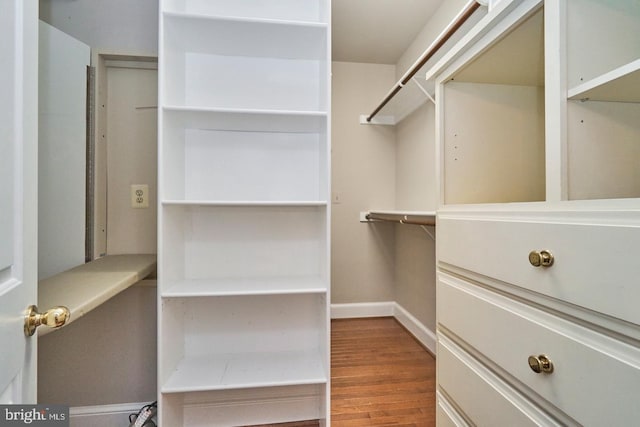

161,0,328,24
440,4,546,206
568,59,640,103
449,5,544,86
161,13,328,111
567,0,640,96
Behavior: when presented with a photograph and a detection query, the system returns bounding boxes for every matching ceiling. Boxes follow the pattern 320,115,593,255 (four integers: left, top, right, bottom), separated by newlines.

332,0,444,64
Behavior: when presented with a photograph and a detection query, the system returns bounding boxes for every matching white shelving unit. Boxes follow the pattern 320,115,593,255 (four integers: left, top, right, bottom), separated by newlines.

158,1,331,425
433,0,640,425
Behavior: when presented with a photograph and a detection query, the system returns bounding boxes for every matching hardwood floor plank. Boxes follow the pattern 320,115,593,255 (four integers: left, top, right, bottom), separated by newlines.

250,317,436,427
331,317,436,427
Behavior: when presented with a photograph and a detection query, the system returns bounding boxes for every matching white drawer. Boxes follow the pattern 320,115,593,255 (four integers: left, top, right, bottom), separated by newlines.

436,392,468,427
438,334,563,426
437,214,640,325
438,272,640,426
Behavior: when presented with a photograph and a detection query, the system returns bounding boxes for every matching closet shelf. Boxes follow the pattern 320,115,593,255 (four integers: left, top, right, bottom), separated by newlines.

568,59,640,103
161,351,327,393
163,12,327,60
162,200,328,207
161,277,327,298
162,106,327,133
38,254,156,336
161,2,327,24
361,210,436,226
163,11,328,30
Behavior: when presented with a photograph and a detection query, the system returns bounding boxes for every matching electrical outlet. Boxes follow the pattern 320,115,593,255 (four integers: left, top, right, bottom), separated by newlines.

131,184,149,208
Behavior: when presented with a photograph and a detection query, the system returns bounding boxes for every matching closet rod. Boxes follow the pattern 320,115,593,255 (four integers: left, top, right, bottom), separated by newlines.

366,213,435,227
365,0,482,123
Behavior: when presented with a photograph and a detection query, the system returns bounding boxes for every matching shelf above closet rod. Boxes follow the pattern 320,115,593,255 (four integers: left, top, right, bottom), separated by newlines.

363,0,482,124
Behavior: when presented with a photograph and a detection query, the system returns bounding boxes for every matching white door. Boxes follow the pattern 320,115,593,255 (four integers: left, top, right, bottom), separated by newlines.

0,0,39,403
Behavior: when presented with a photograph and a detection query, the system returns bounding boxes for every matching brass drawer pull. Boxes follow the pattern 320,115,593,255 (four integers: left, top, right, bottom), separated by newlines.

528,354,554,374
529,250,554,267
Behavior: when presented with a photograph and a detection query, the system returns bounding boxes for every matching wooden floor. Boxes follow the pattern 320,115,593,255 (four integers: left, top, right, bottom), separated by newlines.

251,317,436,427
331,318,436,426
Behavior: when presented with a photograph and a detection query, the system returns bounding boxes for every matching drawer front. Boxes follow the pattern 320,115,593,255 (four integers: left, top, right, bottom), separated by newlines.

438,273,640,426
438,335,562,427
437,214,640,325
436,392,469,427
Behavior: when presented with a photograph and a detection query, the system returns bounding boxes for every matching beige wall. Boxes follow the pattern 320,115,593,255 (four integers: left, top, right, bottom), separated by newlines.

392,0,470,331
38,282,157,405
396,0,471,81
394,104,437,331
331,61,397,304
38,4,159,409
105,65,158,255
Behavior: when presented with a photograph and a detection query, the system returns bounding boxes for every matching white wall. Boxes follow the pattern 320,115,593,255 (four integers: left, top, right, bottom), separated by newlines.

331,61,397,304
39,0,158,54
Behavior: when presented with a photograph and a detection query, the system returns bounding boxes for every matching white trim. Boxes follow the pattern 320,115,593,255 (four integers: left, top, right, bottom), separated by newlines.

70,402,155,427
330,302,436,353
393,303,437,354
70,402,149,417
180,394,321,426
330,302,394,319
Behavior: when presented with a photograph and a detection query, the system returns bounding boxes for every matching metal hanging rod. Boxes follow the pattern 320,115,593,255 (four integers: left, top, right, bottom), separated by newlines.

365,0,482,123
365,212,435,227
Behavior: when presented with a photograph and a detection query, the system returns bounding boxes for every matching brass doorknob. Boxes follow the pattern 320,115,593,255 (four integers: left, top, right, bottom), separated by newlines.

24,305,70,337
529,250,554,267
528,354,554,374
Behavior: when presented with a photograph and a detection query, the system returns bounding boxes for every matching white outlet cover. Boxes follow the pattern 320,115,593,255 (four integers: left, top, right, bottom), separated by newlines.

131,184,149,208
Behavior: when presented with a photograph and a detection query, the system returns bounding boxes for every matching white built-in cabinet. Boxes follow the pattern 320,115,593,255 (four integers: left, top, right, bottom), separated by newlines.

158,1,331,425
433,0,640,425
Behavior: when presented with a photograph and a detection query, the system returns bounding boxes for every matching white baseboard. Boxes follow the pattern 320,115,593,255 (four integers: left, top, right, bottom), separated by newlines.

331,301,436,354
330,301,395,319
70,402,153,427
393,303,436,354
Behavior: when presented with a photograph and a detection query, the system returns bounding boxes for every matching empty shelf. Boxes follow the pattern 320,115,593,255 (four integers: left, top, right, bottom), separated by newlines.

38,254,156,335
162,350,327,393
162,276,327,297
